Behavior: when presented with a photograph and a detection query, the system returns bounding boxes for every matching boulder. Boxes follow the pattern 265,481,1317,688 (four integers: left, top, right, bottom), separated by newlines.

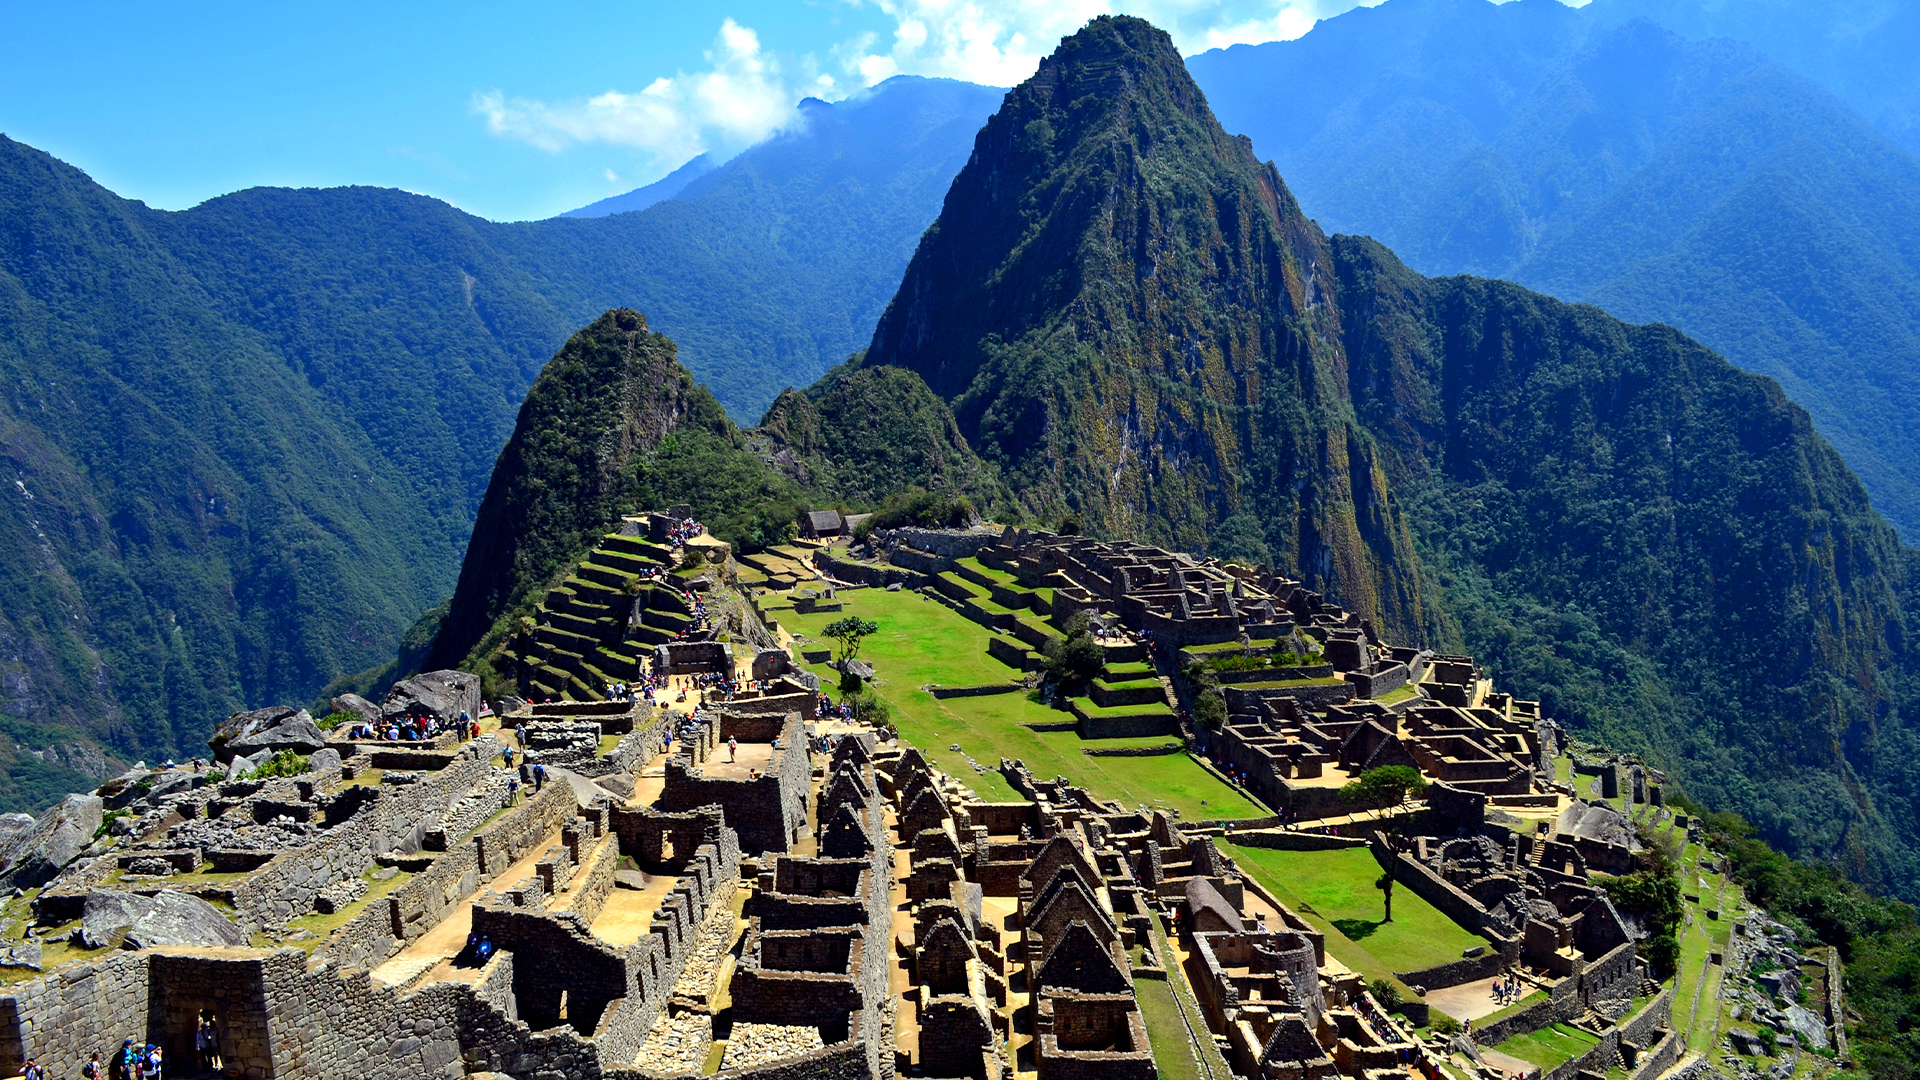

144,770,198,802
227,748,272,780
383,670,482,724
98,766,154,809
614,870,649,890
0,794,104,889
226,710,327,760
0,939,41,970
331,692,382,724
0,813,39,864
494,696,529,716
307,748,343,774
594,773,636,800
209,705,301,763
79,889,248,950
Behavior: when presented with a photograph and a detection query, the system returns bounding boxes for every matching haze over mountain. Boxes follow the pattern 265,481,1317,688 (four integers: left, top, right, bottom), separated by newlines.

1187,0,1920,540
0,74,998,807
558,154,717,219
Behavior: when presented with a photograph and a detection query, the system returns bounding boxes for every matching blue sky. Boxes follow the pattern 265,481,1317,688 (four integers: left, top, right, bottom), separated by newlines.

3,0,1436,221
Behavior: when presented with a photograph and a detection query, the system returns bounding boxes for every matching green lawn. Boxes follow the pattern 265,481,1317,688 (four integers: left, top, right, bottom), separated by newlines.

1492,1023,1600,1069
1135,977,1206,1080
1225,845,1488,973
779,590,1263,819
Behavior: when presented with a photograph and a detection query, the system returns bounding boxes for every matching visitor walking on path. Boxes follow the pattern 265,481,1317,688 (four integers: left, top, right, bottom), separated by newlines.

532,763,546,792
728,737,738,762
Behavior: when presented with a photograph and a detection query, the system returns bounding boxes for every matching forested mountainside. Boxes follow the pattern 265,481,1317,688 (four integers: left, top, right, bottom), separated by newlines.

1187,0,1920,541
850,16,1920,897
0,75,998,805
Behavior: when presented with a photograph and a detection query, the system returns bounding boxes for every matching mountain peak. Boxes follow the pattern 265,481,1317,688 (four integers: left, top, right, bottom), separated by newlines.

862,16,1425,636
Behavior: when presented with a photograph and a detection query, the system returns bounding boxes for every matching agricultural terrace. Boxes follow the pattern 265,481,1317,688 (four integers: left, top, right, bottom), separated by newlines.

771,587,1264,820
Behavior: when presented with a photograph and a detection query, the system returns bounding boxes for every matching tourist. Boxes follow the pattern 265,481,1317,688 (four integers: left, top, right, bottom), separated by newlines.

196,1010,219,1071
507,777,520,805
21,1057,42,1080
145,1043,163,1080
728,737,738,762
117,1038,140,1079
83,1051,102,1079
475,934,495,965
531,763,546,792
503,745,515,769
202,1012,224,1071
515,722,528,747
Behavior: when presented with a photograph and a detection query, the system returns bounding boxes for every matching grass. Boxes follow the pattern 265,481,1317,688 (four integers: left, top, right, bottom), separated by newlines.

1493,1023,1601,1069
1135,976,1206,1080
1374,683,1420,705
779,590,1263,820
1224,846,1488,973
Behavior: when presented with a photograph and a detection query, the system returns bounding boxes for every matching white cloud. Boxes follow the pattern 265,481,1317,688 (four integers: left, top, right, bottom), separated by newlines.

839,0,1383,88
473,18,801,165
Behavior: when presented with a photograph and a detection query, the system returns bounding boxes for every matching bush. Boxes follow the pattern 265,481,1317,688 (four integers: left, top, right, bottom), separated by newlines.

315,710,355,731
852,489,978,540
1430,1012,1460,1036
1368,978,1403,1010
1193,689,1227,731
244,750,310,780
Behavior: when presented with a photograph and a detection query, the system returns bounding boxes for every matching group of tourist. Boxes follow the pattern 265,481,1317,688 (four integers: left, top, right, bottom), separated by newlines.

345,711,480,744
1491,969,1528,1005
56,1015,219,1080
663,515,703,547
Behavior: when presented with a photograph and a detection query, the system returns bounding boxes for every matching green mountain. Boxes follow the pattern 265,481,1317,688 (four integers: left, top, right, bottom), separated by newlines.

1186,1,1920,541
855,16,1920,897
424,319,997,677
0,75,999,804
862,16,1432,643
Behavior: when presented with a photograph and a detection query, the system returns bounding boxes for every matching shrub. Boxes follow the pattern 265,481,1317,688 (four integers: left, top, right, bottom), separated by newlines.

244,751,310,780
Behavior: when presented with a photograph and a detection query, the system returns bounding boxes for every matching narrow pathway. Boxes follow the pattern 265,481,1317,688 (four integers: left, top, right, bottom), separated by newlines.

369,826,562,989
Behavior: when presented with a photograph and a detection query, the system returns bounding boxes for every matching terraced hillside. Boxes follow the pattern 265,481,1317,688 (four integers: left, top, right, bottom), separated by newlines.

496,524,689,701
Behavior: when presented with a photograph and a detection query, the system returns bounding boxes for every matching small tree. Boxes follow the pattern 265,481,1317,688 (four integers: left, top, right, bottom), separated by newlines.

822,616,878,665
1042,611,1105,692
1193,688,1228,732
1341,765,1429,923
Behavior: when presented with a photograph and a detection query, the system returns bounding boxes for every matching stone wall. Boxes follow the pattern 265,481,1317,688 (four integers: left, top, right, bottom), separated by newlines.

231,739,501,927
315,778,579,972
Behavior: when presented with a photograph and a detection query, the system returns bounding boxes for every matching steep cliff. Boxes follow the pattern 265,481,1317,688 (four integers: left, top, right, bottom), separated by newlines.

861,16,1432,641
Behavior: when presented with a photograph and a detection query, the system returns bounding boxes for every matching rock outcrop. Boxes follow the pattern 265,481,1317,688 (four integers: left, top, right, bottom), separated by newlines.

0,794,103,889
382,670,482,724
79,889,249,950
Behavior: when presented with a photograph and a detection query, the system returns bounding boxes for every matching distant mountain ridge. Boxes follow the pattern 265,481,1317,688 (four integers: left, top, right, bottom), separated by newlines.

0,74,1000,805
1187,0,1920,540
559,153,716,218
